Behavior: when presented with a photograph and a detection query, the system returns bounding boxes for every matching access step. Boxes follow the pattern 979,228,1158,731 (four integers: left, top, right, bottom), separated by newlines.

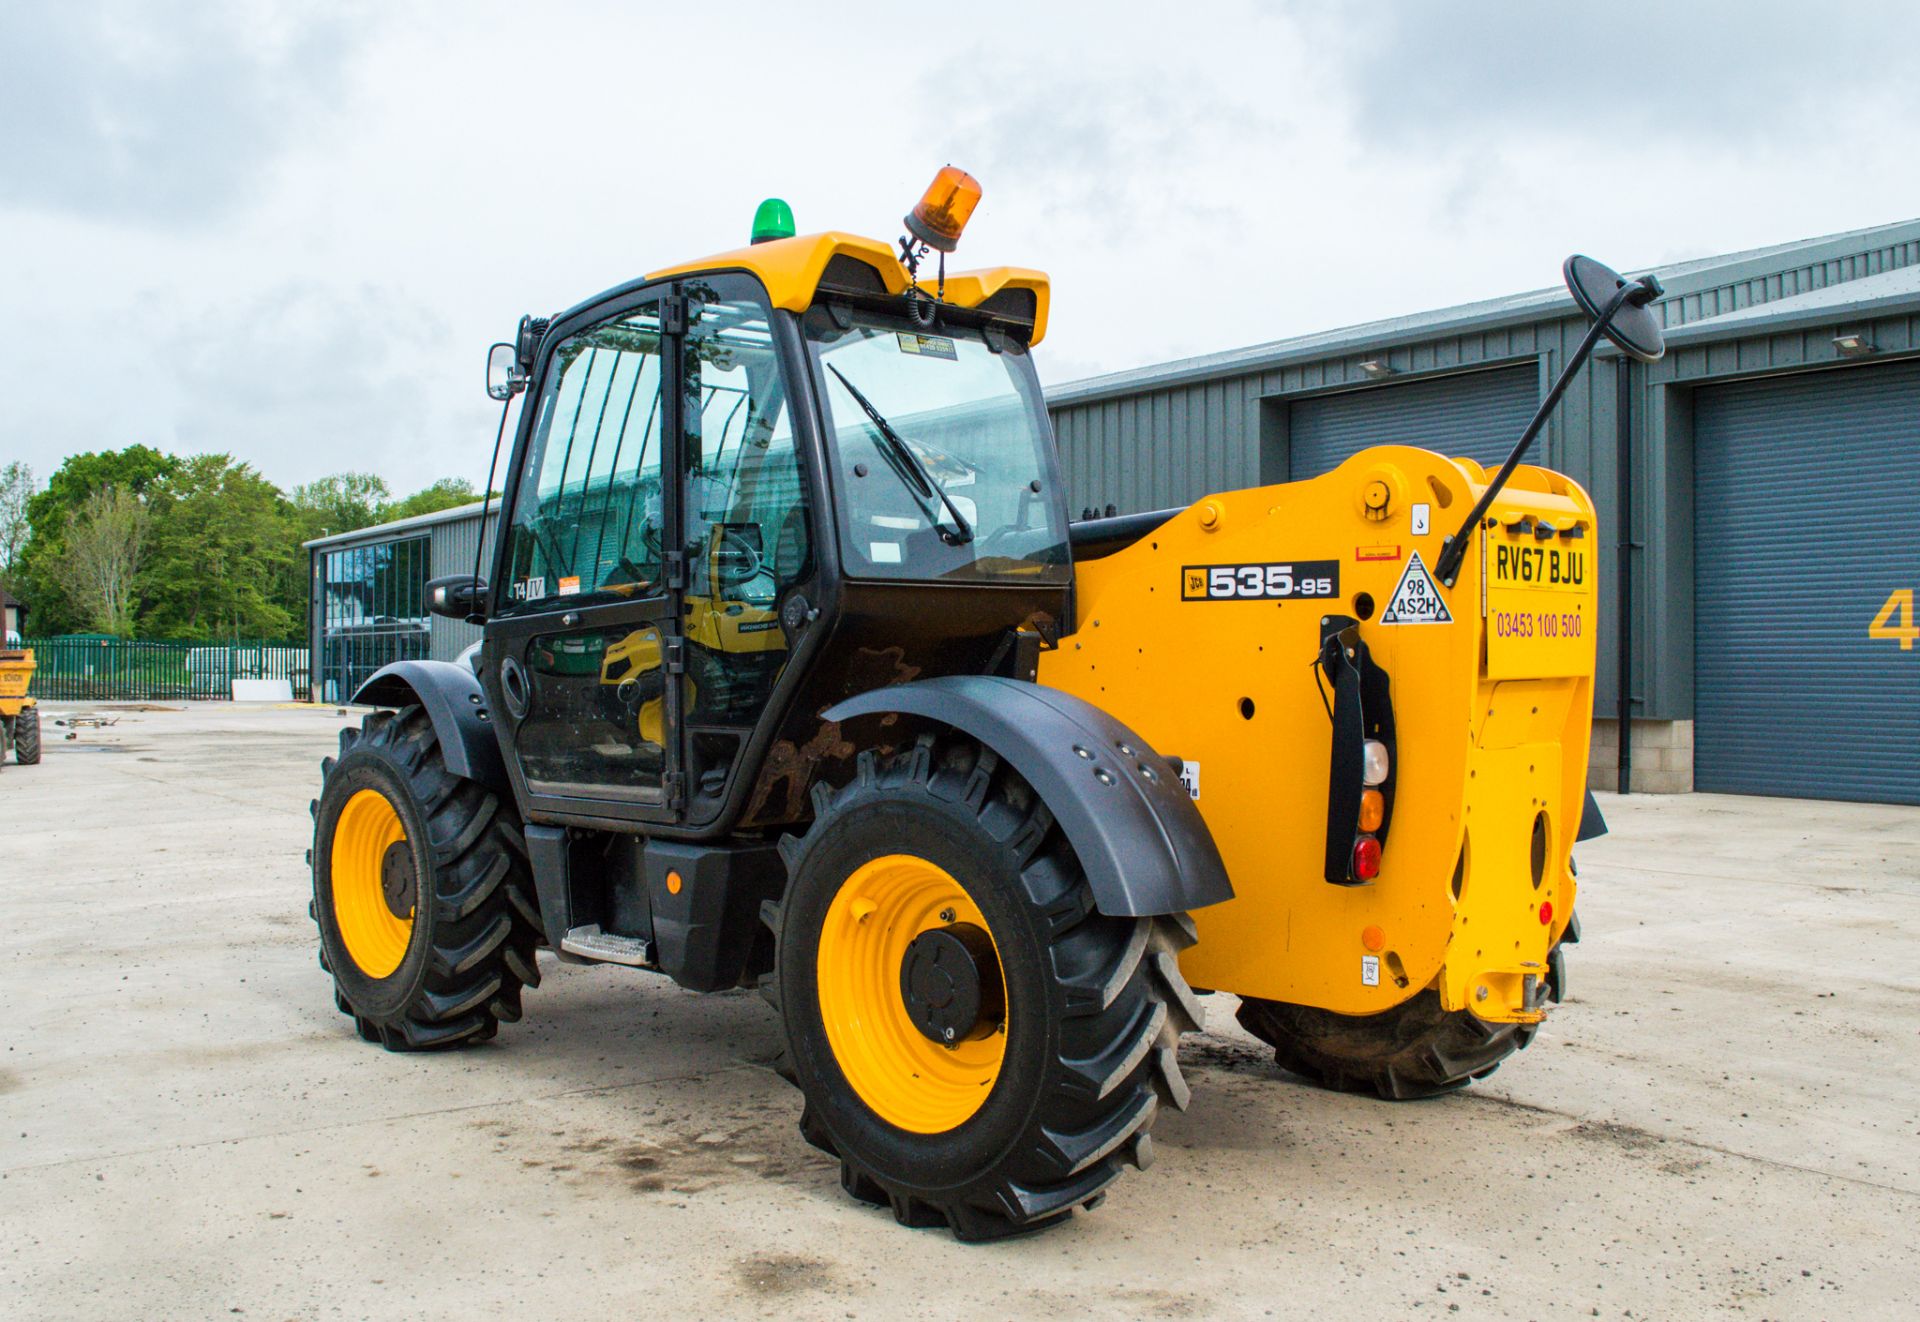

559,924,655,967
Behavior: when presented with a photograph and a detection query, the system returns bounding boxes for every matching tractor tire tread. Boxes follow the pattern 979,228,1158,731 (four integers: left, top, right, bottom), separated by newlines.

771,734,1202,1242
1235,936,1570,1101
315,704,540,1052
14,706,41,765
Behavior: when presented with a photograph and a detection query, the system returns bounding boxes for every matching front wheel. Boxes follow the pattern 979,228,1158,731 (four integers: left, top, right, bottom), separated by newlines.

769,735,1202,1241
310,706,543,1049
13,706,39,765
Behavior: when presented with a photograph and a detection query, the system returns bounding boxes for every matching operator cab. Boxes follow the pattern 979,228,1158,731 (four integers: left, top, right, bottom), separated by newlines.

455,193,1068,839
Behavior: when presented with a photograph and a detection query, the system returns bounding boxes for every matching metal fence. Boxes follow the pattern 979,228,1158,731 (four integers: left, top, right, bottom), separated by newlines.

19,637,310,702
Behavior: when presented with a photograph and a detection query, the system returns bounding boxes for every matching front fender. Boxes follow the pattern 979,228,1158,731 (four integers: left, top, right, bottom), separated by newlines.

825,676,1233,918
350,660,508,791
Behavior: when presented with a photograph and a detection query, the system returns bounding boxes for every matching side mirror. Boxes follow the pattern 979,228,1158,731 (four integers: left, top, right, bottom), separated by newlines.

427,573,488,623
486,342,526,401
1564,255,1666,363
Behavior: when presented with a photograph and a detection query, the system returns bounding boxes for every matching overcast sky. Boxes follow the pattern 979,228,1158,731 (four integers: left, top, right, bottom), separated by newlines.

4,1,1916,495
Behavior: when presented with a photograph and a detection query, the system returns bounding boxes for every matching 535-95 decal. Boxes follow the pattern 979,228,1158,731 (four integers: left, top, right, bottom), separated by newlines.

1182,560,1340,601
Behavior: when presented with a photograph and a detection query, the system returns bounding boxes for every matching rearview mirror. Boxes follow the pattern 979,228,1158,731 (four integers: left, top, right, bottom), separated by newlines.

486,342,525,401
427,573,488,623
1564,255,1665,363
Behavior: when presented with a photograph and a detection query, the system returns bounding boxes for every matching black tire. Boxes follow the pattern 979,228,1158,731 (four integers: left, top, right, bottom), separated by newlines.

767,734,1202,1242
1236,919,1574,1100
14,706,40,765
309,706,542,1050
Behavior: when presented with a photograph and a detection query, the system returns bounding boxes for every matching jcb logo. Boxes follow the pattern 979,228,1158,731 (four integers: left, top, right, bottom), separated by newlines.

1868,588,1918,651
1185,570,1207,597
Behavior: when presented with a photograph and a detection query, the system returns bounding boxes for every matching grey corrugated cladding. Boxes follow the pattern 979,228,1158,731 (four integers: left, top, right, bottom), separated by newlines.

1043,218,1920,724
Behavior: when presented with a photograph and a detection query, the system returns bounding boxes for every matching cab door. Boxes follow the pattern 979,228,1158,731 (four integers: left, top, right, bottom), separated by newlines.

484,289,690,822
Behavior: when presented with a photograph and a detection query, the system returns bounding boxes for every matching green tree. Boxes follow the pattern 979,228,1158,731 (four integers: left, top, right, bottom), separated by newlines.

384,477,481,523
55,485,151,636
13,446,178,633
140,455,298,640
288,472,390,543
0,460,35,594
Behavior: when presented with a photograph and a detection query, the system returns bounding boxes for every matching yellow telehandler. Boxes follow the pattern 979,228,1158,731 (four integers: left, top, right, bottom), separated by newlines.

309,169,1662,1239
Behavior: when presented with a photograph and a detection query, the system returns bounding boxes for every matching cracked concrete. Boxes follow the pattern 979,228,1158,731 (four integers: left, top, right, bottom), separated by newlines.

2,703,1916,1319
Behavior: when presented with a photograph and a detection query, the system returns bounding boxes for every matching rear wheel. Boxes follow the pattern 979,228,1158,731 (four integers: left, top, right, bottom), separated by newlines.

768,735,1201,1241
13,706,40,765
1235,919,1574,1100
310,706,542,1050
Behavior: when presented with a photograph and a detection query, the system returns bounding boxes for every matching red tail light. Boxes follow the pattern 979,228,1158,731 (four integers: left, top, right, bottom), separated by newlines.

1538,900,1554,925
1351,835,1382,881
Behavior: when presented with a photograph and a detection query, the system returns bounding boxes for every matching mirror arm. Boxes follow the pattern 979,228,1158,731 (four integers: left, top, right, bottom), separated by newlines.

1433,279,1648,588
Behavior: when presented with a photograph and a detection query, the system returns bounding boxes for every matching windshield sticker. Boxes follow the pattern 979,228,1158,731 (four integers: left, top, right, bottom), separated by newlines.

1380,551,1452,624
896,332,957,361
557,576,581,596
1182,560,1339,601
870,542,903,564
511,576,546,601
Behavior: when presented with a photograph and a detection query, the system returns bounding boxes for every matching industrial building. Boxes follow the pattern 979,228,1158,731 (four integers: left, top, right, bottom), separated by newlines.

309,218,1920,804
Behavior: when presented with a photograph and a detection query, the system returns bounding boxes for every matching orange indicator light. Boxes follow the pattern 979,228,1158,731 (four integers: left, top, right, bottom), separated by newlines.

905,165,982,253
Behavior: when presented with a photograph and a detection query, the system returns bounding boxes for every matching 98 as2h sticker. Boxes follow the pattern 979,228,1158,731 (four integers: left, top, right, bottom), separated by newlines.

1182,560,1339,601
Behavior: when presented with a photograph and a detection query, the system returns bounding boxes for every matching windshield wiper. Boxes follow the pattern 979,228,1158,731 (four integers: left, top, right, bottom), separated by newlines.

826,363,974,544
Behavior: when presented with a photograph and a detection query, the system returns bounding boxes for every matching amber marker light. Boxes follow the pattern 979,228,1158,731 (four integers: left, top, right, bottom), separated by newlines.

1358,788,1385,833
905,165,982,253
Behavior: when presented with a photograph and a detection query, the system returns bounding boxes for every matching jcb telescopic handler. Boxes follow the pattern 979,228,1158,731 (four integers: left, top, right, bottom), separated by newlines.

310,169,1663,1240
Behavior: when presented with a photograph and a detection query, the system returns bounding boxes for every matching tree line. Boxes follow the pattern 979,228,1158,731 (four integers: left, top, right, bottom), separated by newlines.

0,448,481,640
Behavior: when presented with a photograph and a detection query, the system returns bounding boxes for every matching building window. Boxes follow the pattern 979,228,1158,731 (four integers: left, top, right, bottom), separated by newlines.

317,535,430,702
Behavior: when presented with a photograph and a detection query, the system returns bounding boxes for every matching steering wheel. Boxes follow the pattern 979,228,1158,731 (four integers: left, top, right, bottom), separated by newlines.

713,527,764,589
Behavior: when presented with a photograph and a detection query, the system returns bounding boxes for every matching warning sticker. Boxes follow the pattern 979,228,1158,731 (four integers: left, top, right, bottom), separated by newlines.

1361,955,1380,987
1380,551,1452,625
896,332,957,360
1179,760,1201,801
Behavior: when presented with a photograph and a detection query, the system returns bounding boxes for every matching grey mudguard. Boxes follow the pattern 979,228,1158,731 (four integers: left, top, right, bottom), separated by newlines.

824,675,1234,918
351,660,508,790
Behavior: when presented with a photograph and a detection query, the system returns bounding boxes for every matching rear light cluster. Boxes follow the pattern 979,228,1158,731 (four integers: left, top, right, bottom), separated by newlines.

1351,739,1390,880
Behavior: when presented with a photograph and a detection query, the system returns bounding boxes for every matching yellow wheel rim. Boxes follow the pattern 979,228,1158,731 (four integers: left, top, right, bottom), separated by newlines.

815,854,1007,1133
331,789,414,979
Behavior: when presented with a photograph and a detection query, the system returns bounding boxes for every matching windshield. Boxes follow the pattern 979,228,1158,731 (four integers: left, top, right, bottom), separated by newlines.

804,308,1067,584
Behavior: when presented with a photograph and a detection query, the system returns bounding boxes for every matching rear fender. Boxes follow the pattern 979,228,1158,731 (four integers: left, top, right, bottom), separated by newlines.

350,660,508,791
825,675,1233,918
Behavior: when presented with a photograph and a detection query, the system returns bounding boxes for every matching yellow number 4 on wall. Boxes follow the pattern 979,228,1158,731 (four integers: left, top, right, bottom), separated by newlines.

1868,588,1919,651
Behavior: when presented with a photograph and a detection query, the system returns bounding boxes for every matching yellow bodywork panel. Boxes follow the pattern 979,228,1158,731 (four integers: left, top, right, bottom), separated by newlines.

1038,448,1595,1024
0,647,34,718
648,231,1050,343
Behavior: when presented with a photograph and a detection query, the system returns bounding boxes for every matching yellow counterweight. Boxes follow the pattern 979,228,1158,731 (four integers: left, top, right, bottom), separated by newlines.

1039,447,1597,1024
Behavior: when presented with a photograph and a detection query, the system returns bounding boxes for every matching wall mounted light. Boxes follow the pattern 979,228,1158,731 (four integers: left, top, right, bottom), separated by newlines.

1358,359,1395,380
1832,332,1875,358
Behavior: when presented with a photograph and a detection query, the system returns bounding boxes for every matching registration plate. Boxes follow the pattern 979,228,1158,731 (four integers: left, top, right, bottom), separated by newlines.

1483,535,1594,678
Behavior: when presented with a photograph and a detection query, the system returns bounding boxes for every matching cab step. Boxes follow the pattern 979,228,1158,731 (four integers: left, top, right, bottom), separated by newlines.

559,924,655,967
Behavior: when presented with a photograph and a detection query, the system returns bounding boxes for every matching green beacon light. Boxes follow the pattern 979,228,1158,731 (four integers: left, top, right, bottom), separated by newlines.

751,197,795,245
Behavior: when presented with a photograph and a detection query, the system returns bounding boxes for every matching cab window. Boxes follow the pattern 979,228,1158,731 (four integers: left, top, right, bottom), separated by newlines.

502,300,666,613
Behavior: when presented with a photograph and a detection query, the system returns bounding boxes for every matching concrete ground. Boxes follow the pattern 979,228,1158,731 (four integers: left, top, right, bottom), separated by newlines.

2,704,1916,1321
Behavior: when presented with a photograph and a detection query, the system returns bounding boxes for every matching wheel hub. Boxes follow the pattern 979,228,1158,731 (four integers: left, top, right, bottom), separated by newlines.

899,923,1003,1045
379,840,417,920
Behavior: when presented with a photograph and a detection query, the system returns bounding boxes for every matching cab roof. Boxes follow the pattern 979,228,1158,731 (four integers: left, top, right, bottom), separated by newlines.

646,231,1051,344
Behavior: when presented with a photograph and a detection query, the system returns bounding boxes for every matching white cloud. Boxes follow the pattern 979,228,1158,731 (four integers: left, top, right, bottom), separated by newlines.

2,1,1915,494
